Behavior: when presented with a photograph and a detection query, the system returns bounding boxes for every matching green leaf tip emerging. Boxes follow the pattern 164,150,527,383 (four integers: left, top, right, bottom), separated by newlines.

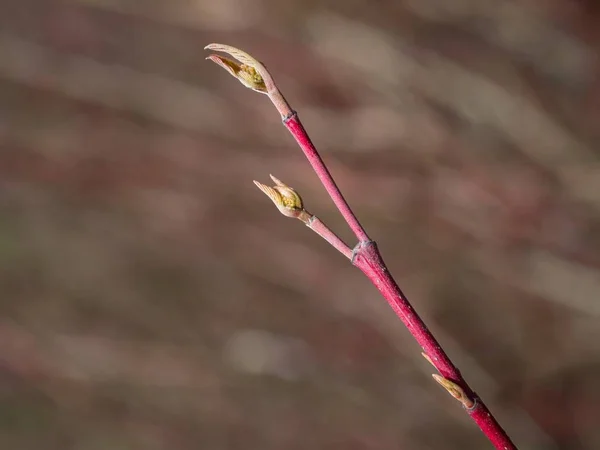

253,175,311,222
205,43,267,93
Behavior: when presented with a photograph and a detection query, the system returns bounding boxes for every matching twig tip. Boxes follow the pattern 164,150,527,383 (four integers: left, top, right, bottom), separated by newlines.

204,43,267,93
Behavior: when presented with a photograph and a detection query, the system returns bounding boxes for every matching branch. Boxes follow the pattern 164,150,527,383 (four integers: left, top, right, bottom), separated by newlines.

253,175,353,260
205,43,370,243
205,43,518,450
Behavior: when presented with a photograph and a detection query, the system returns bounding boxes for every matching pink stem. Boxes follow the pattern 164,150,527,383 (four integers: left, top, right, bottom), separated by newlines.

284,112,371,243
307,216,353,260
352,241,517,450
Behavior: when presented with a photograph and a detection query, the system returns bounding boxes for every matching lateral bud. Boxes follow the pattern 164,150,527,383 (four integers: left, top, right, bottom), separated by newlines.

253,175,311,223
432,374,475,409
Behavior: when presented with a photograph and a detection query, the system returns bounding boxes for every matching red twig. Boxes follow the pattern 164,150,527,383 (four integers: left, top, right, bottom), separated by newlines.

205,43,518,450
354,242,515,449
284,113,370,243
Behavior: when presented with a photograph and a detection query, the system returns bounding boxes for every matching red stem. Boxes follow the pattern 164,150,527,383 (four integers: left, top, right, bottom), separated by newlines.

284,114,517,450
284,112,371,243
352,241,515,449
204,43,517,449
352,241,459,379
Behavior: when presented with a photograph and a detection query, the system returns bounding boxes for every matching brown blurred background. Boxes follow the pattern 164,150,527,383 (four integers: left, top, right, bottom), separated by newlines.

1,0,599,449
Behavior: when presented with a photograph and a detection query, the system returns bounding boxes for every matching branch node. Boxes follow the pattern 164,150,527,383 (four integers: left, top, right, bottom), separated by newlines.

283,110,298,123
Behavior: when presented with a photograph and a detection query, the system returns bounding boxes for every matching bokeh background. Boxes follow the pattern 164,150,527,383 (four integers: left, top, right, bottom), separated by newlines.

1,0,600,449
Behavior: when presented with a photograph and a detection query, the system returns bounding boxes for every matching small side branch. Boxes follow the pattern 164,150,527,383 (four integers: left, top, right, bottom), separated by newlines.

254,175,353,260
306,216,353,260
